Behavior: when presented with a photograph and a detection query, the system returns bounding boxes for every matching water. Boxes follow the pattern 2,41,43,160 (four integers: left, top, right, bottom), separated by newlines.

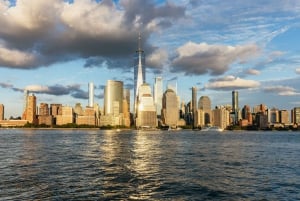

1,129,300,200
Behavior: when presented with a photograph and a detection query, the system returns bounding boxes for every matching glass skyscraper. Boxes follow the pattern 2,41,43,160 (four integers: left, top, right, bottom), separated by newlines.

232,90,239,124
133,33,145,114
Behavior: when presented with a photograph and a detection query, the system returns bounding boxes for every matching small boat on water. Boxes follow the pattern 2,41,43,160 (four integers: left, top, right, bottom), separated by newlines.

200,126,224,132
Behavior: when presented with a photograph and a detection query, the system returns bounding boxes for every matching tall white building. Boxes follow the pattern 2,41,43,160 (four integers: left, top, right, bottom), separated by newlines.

154,77,163,116
135,83,157,129
134,33,146,115
88,82,94,107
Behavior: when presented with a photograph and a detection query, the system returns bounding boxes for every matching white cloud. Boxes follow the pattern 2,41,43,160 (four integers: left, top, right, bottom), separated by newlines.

296,68,300,74
146,48,168,70
205,76,260,90
171,42,259,75
0,46,37,68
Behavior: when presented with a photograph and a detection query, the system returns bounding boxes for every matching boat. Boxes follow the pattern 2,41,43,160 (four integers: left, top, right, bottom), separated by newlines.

200,126,224,132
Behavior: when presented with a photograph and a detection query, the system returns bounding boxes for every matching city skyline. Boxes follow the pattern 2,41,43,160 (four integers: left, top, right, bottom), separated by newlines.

1,0,300,118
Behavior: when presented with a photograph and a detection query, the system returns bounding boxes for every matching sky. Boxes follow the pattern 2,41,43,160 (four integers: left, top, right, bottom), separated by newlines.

0,0,300,118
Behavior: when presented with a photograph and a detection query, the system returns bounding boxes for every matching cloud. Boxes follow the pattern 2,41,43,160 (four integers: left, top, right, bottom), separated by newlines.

296,68,300,74
263,85,300,96
0,0,185,69
146,48,168,71
171,42,259,76
205,76,260,90
245,68,261,75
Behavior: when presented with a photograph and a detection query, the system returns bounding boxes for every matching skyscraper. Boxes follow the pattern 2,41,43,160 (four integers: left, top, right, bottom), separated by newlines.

162,89,178,128
134,33,146,114
0,104,4,120
88,82,94,107
232,90,239,124
192,86,197,128
104,80,123,115
198,96,212,125
154,77,163,116
25,94,37,125
135,83,157,128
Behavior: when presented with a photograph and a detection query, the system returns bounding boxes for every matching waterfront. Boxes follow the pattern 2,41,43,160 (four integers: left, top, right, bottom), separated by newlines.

1,129,300,200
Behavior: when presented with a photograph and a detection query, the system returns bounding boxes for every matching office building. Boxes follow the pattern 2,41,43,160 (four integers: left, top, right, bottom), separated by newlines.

242,105,252,125
154,77,163,116
100,80,124,127
198,96,212,125
232,90,239,124
123,88,131,127
50,104,62,117
161,89,178,128
291,107,300,125
104,80,123,115
0,104,4,120
37,103,52,126
88,82,94,107
135,83,157,128
134,33,146,114
56,106,74,125
24,94,37,125
279,110,289,124
192,86,197,128
76,106,96,126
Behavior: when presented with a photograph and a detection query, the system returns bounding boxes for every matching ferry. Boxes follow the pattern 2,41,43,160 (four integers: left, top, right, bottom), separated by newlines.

200,126,224,132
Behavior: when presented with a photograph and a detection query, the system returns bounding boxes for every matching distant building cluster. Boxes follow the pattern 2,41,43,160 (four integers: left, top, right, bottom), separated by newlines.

1,35,300,130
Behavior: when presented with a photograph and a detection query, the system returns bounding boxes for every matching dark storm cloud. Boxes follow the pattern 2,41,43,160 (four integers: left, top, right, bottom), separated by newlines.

0,0,185,70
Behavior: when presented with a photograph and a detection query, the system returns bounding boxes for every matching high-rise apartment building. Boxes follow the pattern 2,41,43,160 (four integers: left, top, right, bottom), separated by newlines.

0,104,4,120
279,110,289,124
38,103,53,126
154,77,163,116
135,83,157,128
198,96,211,125
24,94,37,125
39,103,49,115
192,86,197,128
232,90,239,124
162,89,178,128
56,106,74,125
291,107,300,125
212,106,230,129
134,33,146,114
88,82,94,107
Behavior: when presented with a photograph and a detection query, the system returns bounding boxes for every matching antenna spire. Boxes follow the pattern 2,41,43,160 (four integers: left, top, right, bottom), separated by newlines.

138,32,142,52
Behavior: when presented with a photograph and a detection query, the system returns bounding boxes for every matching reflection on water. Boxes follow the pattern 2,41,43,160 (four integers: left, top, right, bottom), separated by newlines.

0,129,300,200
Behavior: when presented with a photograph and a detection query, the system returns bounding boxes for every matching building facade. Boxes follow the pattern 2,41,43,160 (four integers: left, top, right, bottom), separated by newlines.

135,83,157,128
134,33,146,115
161,89,178,128
192,86,197,128
198,96,212,126
232,90,239,124
154,77,163,116
0,104,4,120
88,82,94,107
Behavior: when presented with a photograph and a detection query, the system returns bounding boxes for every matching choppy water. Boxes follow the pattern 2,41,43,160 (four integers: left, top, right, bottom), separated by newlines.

0,129,300,200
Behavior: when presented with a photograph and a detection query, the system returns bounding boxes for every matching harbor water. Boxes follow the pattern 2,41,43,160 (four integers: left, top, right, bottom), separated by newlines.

1,129,300,200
